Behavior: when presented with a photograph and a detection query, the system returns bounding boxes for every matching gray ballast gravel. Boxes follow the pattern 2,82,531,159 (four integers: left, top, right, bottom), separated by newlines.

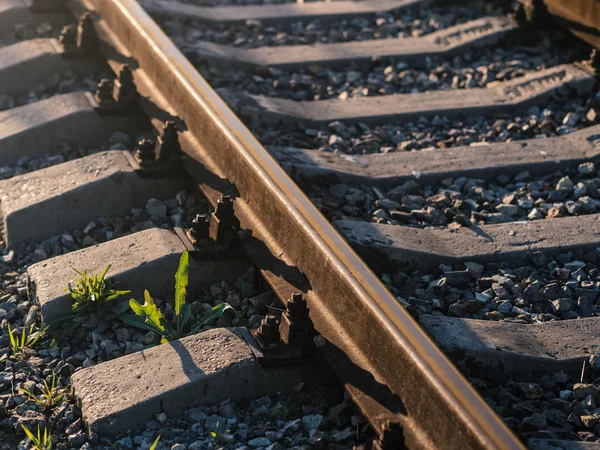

197,30,590,101
308,162,600,229
468,355,600,444
223,64,595,126
336,213,600,271
144,0,431,26
257,93,599,155
157,0,507,47
379,247,600,323
0,0,67,47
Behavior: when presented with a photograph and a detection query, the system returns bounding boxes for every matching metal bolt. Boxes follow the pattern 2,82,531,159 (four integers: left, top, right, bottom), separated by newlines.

511,0,547,27
135,138,155,163
214,195,238,228
156,121,181,164
190,214,210,242
209,194,240,247
77,12,96,50
95,79,116,106
526,0,548,26
265,315,277,326
590,49,600,74
214,195,234,219
279,292,313,348
286,292,308,317
373,421,406,450
163,120,178,142
257,314,280,344
116,64,136,104
59,24,77,48
511,2,528,26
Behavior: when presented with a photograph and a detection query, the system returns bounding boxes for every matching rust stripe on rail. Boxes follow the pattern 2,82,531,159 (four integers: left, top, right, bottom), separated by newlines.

68,0,525,448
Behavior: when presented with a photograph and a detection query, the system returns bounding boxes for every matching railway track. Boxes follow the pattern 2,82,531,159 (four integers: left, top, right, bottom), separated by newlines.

0,0,599,448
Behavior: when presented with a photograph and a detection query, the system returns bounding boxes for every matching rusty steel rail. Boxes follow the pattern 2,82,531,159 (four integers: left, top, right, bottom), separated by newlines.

545,0,600,48
65,0,524,448
518,0,600,49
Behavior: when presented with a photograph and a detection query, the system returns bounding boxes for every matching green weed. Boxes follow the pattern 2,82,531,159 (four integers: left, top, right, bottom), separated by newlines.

8,324,45,356
150,436,161,450
210,422,230,445
20,370,65,409
123,251,233,343
21,425,52,449
67,264,130,316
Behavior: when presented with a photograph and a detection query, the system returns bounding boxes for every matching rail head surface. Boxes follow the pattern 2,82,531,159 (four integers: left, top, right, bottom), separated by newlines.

68,0,525,448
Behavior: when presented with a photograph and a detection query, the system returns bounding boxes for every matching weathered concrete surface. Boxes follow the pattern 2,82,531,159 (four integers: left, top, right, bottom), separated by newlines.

28,228,248,323
336,214,600,271
0,150,181,246
269,124,600,187
0,92,138,165
72,328,325,436
0,39,100,97
143,0,427,25
420,315,600,379
224,64,594,126
195,16,515,69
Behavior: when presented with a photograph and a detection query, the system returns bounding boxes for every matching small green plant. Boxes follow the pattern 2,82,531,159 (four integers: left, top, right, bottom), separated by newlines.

21,425,53,450
67,265,130,315
20,370,65,409
8,324,45,356
123,251,233,343
150,436,161,450
210,422,230,445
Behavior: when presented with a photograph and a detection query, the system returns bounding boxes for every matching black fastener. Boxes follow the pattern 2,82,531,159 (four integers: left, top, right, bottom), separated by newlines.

115,65,137,105
77,12,97,50
279,292,314,349
134,138,156,165
209,195,240,248
59,25,77,49
94,79,116,107
590,49,600,75
257,314,280,345
156,121,182,168
190,214,210,243
373,421,406,450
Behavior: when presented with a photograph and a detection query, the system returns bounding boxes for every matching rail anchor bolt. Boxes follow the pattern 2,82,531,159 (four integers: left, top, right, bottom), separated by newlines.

589,49,600,76
511,2,528,26
511,0,548,27
77,12,97,51
373,421,406,450
209,195,241,249
115,64,137,105
279,292,315,350
94,79,116,107
134,138,156,165
256,314,280,346
189,214,210,244
59,25,78,51
155,121,182,170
